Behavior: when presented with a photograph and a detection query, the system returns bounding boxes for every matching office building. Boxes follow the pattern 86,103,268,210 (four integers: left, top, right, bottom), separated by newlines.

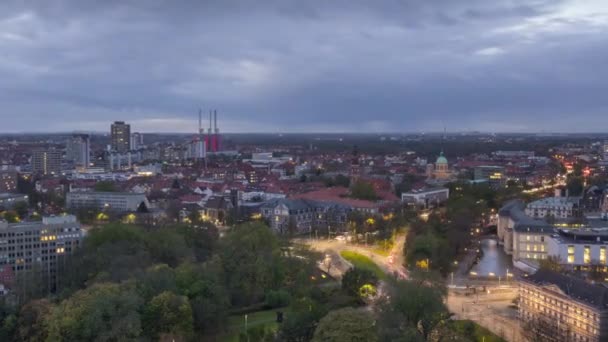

519,269,608,342
0,215,83,291
546,229,608,272
66,134,90,168
111,121,131,153
31,149,61,175
66,191,150,213
474,165,506,187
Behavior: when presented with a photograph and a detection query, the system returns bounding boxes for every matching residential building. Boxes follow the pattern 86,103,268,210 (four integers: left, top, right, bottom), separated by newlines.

0,215,83,291
130,132,144,150
111,121,131,153
401,187,449,209
66,134,90,168
66,191,150,212
202,196,234,225
260,198,350,234
0,167,17,193
519,269,608,342
31,149,61,175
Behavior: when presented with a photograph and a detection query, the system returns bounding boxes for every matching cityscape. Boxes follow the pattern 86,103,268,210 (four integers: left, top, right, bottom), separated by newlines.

2,1,608,342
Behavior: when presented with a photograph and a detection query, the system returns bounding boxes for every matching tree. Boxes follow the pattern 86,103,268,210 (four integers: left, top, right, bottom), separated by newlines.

279,297,328,342
376,279,450,341
16,299,52,341
312,308,378,342
13,201,29,219
142,291,194,340
539,255,564,273
566,176,584,196
350,180,378,201
94,181,116,192
45,283,143,341
334,174,351,187
341,268,378,298
220,222,284,306
137,201,149,213
1,211,19,223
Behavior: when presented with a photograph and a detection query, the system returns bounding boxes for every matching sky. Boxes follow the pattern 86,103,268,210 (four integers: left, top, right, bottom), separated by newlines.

1,0,608,133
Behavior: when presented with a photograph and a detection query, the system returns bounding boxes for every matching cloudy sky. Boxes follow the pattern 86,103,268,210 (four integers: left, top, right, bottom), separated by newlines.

1,0,607,133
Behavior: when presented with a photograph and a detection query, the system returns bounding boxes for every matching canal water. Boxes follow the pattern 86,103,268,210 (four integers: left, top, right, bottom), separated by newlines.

470,238,511,277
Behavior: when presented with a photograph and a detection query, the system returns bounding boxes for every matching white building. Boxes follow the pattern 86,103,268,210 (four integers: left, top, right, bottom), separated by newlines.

401,187,449,209
546,229,608,270
66,191,150,212
525,196,582,219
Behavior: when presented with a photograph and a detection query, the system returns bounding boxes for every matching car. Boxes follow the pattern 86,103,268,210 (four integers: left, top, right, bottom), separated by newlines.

335,235,346,242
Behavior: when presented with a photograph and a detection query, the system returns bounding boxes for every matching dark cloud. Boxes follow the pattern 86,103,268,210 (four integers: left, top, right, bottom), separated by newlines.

0,0,606,132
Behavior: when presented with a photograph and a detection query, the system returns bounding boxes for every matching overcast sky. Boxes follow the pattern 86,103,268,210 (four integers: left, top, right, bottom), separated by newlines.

1,0,607,133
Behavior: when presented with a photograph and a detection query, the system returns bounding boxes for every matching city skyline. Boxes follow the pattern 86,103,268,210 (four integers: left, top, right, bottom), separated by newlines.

1,0,608,133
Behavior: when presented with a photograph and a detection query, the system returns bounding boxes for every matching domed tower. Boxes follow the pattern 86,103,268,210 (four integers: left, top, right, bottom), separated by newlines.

434,151,449,179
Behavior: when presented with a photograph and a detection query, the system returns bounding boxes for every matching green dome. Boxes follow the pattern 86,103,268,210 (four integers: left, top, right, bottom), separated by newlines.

436,152,448,164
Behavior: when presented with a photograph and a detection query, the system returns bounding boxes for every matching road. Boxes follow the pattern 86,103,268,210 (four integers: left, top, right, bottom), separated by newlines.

299,235,408,280
447,287,528,342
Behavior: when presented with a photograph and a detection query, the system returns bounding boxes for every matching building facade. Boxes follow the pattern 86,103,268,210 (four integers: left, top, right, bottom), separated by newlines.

526,197,582,219
519,269,608,342
66,134,90,168
0,215,83,291
31,149,61,175
111,121,131,153
0,193,28,210
0,167,17,193
260,198,350,234
546,229,608,272
66,191,149,212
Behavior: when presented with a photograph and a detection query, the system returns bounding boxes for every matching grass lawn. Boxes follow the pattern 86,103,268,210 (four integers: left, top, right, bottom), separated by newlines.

450,320,506,342
215,309,287,342
340,250,387,280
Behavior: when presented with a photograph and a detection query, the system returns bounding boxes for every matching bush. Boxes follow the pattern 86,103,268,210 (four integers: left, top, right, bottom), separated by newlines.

265,289,291,309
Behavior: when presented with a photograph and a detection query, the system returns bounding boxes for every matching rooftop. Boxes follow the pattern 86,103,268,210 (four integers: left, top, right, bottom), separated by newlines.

523,269,608,310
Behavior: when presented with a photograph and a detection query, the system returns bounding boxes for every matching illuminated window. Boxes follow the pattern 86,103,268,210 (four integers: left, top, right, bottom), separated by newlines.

526,235,531,241
584,246,591,264
601,247,606,264
568,245,575,263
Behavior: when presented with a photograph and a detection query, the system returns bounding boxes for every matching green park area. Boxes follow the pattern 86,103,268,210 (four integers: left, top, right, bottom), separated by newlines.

340,250,387,280
450,320,506,342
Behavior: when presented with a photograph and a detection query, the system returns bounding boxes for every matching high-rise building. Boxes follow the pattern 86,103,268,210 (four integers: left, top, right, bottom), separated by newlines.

130,132,144,150
111,121,131,153
31,149,61,175
66,134,90,168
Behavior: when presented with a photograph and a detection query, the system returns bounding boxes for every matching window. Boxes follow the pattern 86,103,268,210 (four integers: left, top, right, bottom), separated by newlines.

600,247,606,264
584,246,591,264
568,245,575,263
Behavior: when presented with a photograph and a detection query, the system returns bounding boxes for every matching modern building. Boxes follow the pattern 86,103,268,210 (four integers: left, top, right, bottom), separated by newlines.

546,229,608,272
31,149,61,175
66,134,90,168
66,191,150,213
0,193,28,210
474,165,506,187
519,269,608,342
525,196,583,219
111,121,131,153
401,187,449,209
0,215,83,291
260,198,350,234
